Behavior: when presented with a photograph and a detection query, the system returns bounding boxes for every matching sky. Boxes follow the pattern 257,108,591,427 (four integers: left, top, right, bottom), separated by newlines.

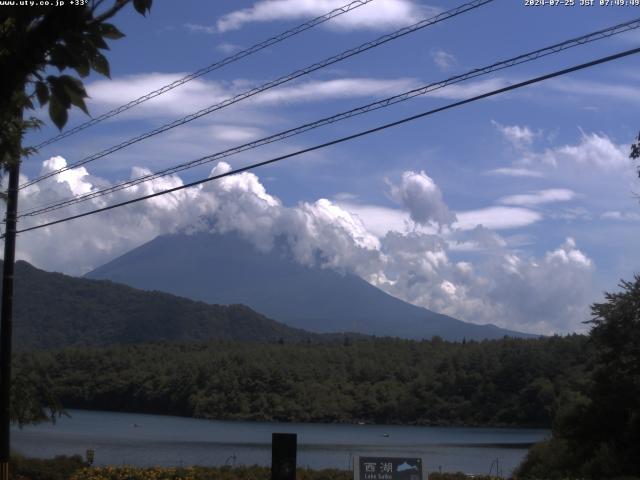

6,0,640,335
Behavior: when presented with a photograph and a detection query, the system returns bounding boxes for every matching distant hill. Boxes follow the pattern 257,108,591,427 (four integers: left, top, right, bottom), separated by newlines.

87,232,534,341
2,260,327,349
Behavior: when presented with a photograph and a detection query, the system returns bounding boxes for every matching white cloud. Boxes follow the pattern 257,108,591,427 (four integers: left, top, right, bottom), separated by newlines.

216,42,243,54
549,207,592,222
184,23,217,34
498,188,575,207
486,167,544,178
547,78,640,104
254,77,418,105
449,225,507,252
427,77,511,101
374,230,593,334
492,131,635,211
87,73,228,118
545,237,592,268
431,49,456,71
87,74,418,119
601,210,640,221
493,121,537,148
333,192,358,201
552,131,629,170
337,202,414,237
388,170,456,227
208,125,264,142
518,131,629,171
6,158,595,334
11,157,382,278
216,0,434,33
482,238,593,333
41,156,93,196
453,206,542,231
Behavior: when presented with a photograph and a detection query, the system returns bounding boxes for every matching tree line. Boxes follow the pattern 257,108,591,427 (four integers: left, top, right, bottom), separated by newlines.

17,335,590,428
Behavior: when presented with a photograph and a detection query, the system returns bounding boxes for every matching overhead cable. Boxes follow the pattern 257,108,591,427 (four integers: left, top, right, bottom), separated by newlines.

32,0,376,150
11,45,640,237
18,17,640,218
20,0,495,189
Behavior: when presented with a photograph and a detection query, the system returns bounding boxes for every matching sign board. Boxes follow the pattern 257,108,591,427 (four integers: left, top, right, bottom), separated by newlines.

272,433,296,480
353,456,427,480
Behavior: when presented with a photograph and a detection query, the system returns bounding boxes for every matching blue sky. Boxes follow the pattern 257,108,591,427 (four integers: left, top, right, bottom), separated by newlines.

11,0,640,334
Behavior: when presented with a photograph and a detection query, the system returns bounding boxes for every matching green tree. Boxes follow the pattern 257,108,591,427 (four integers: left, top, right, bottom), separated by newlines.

0,0,152,158
630,131,640,180
630,132,640,161
583,276,640,477
517,276,640,479
0,0,152,426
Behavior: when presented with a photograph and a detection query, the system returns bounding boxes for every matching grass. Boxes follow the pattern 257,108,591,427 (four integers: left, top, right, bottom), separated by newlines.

9,456,503,480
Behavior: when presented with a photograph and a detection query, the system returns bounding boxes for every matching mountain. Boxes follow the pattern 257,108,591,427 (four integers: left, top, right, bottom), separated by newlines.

2,260,327,349
87,232,534,340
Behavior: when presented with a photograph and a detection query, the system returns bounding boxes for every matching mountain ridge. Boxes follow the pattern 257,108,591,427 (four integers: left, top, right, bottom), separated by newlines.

2,259,337,349
86,231,535,340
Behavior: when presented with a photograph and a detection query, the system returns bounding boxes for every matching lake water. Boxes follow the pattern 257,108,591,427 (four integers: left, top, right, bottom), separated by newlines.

12,409,548,477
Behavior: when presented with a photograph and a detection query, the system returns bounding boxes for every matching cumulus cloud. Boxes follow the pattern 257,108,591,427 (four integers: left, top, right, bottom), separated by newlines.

480,237,593,333
551,131,629,170
41,156,93,196
215,0,433,33
4,157,595,334
373,230,593,334
11,157,382,278
336,202,412,237
498,188,575,207
545,237,591,268
449,225,507,252
387,170,456,227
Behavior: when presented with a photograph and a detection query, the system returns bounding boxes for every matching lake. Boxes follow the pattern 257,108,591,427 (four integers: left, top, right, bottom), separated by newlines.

12,409,548,477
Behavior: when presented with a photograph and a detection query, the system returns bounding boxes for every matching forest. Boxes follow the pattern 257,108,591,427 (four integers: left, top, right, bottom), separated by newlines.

12,276,640,478
5,260,330,349
16,335,590,428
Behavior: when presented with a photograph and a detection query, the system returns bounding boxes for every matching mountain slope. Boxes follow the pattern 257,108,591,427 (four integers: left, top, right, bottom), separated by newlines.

2,260,324,349
87,232,533,340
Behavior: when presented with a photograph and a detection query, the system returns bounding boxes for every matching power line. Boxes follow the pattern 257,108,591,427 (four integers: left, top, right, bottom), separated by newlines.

18,17,640,219
31,0,375,151
20,0,495,190
11,45,640,237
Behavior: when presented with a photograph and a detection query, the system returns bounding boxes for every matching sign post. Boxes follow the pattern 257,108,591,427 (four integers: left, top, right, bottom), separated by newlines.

354,456,427,480
271,433,297,480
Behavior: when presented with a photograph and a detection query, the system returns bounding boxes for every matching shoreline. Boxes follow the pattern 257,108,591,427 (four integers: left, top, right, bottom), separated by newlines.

49,406,552,431
13,409,544,477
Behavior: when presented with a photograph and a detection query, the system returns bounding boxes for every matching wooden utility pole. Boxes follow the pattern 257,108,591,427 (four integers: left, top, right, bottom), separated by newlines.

0,162,20,480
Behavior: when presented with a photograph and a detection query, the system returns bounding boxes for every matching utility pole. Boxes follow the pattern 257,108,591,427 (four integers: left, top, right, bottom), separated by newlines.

0,162,20,480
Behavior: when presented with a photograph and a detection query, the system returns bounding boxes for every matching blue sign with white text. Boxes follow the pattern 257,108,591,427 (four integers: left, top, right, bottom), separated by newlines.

357,457,423,480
